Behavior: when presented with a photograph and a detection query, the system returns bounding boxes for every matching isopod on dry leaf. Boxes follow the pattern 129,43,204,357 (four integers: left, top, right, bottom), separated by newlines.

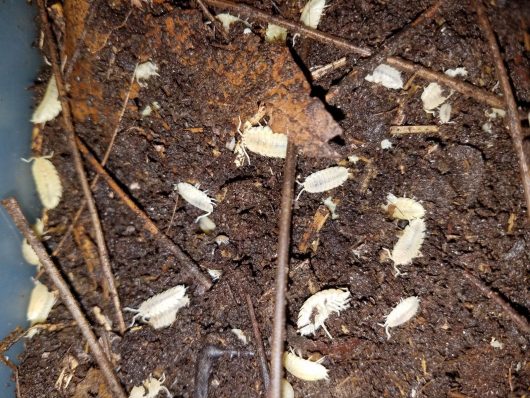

27,280,57,325
124,285,189,329
381,296,420,339
283,351,329,381
382,194,425,220
134,61,159,87
24,155,63,210
174,182,216,222
297,288,351,339
236,121,288,164
296,166,349,200
31,75,62,124
384,218,426,276
129,374,172,398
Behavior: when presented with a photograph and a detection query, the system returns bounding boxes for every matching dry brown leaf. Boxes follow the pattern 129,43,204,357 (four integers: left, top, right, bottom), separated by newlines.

72,224,102,293
73,368,112,398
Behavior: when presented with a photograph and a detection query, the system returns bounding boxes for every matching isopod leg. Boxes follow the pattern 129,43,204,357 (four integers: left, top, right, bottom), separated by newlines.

321,323,333,340
295,188,306,201
385,326,391,340
195,212,212,223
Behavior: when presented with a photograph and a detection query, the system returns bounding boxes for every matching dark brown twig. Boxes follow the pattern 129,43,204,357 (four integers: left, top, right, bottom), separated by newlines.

75,137,213,294
268,142,297,398
245,294,270,390
462,270,530,334
1,198,127,398
52,63,139,257
194,345,254,398
386,56,505,109
202,0,371,57
37,0,126,334
474,0,530,221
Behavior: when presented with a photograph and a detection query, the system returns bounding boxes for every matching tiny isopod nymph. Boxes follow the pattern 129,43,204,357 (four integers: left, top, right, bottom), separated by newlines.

175,182,216,222
283,351,329,381
381,296,420,339
125,285,189,330
385,218,426,276
24,155,63,210
296,166,349,200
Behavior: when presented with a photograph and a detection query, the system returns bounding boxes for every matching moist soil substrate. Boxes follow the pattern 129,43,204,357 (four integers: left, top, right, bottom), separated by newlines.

14,0,530,397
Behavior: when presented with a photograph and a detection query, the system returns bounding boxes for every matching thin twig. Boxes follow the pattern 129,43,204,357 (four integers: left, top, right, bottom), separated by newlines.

268,142,297,398
195,0,230,41
311,57,347,80
386,56,505,109
202,0,371,57
462,269,530,334
37,0,126,334
194,345,254,398
1,198,127,398
474,0,530,221
245,294,270,391
52,63,138,257
75,137,213,294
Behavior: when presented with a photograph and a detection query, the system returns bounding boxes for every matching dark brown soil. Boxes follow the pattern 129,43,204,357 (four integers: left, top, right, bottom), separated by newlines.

15,0,530,397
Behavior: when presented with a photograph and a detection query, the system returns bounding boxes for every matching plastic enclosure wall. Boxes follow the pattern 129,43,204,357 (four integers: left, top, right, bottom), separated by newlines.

0,1,42,396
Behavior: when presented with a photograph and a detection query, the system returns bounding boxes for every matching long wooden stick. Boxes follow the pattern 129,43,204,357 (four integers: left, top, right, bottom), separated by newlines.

268,142,297,398
37,0,126,333
474,0,530,221
75,137,213,294
202,0,371,57
1,198,127,398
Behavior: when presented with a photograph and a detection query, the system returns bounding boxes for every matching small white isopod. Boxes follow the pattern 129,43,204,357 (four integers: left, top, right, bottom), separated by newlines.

384,218,426,276
24,155,63,210
31,75,62,124
381,296,420,339
21,218,45,266
237,123,288,164
129,374,172,398
296,166,349,200
300,0,326,29
125,285,189,330
297,288,351,339
175,182,216,222
27,280,57,325
283,351,329,381
382,194,425,220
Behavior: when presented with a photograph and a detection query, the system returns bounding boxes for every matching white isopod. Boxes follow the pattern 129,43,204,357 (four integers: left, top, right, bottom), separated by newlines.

27,280,57,325
385,218,426,276
21,218,45,266
381,296,420,339
238,124,288,163
283,351,329,381
296,166,349,200
125,285,189,330
175,182,216,222
129,374,172,398
24,155,63,210
300,0,326,29
297,288,351,339
281,378,295,398
31,75,62,124
382,194,425,220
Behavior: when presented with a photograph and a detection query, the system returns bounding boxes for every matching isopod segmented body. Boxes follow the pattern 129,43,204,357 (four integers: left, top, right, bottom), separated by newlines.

125,285,189,329
175,182,215,222
238,125,288,164
381,296,420,339
25,155,63,210
385,218,426,276
283,351,329,381
296,166,349,200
